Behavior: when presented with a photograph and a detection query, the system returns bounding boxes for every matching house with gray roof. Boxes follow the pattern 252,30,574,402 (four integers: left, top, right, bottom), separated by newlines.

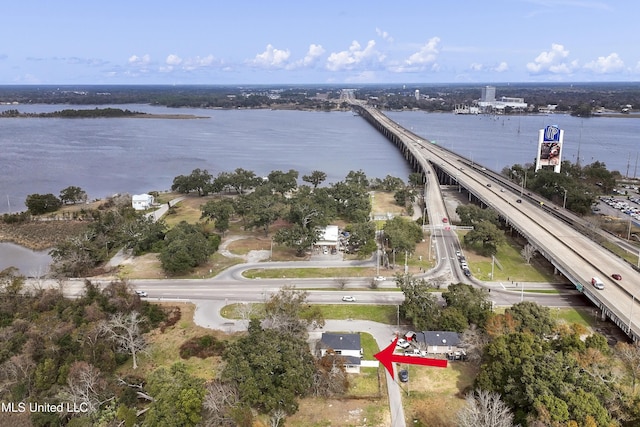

317,332,363,373
407,331,461,354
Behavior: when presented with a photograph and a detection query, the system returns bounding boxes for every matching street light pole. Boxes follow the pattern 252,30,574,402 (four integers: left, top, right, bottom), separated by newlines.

563,189,568,209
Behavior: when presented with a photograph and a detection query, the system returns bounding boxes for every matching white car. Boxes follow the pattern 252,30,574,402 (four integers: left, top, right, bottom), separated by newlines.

342,296,356,302
135,290,148,297
396,338,410,349
374,276,385,282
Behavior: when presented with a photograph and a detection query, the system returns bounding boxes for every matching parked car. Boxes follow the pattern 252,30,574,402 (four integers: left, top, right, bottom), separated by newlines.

442,217,448,223
612,273,622,280
486,183,492,187
396,338,410,349
135,290,148,297
341,296,356,302
399,369,409,382
516,199,522,203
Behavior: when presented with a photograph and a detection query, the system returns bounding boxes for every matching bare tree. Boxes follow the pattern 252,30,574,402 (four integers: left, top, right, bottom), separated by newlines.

520,244,537,264
615,341,640,393
202,380,238,426
59,361,109,414
460,325,490,365
457,389,517,427
270,408,287,427
310,352,350,398
235,302,260,328
334,277,348,290
101,311,147,369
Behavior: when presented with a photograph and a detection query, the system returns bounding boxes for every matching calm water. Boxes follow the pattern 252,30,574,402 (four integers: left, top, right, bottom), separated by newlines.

386,111,640,175
1,104,639,273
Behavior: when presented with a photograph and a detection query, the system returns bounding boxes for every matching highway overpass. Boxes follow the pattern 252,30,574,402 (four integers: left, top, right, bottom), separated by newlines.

352,102,640,341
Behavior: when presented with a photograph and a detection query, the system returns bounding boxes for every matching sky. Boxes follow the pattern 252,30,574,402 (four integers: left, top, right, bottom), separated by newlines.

2,0,639,85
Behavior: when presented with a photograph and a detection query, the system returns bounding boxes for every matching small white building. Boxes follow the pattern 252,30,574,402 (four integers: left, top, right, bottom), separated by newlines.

132,193,154,210
317,333,363,373
315,225,339,253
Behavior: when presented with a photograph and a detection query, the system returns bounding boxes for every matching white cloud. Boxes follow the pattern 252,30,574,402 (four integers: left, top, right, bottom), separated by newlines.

250,44,291,69
128,54,151,67
375,28,393,42
326,40,383,72
390,37,440,73
583,53,624,74
293,44,325,68
495,61,509,72
166,54,183,66
470,63,484,71
526,43,575,74
405,37,440,67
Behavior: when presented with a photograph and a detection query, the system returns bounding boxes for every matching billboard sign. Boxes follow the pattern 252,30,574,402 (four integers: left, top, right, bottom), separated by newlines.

536,125,563,172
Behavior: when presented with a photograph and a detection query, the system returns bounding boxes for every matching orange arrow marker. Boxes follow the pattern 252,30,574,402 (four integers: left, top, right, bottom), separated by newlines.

374,337,447,379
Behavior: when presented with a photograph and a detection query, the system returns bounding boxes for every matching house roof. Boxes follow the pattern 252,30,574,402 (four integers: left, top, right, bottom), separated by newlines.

132,194,153,201
320,333,361,351
318,225,339,243
413,331,461,347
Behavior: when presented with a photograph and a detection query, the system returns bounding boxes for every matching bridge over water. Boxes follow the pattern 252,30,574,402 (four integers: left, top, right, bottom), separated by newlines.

352,102,640,341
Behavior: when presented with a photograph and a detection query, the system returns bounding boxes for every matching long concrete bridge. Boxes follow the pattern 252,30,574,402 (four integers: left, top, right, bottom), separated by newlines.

352,101,640,341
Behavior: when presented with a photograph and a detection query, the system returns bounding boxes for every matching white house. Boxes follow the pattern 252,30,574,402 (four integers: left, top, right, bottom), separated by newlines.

315,225,339,254
132,193,154,211
317,333,363,373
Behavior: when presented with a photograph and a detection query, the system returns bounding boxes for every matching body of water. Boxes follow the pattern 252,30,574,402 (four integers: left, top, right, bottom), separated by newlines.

1,104,638,274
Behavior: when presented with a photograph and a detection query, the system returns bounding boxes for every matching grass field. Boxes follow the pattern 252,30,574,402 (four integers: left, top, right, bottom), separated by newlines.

222,303,399,325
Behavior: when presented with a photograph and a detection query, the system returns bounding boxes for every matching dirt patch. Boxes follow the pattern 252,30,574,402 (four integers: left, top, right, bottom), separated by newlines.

287,397,390,427
0,220,89,250
371,191,405,216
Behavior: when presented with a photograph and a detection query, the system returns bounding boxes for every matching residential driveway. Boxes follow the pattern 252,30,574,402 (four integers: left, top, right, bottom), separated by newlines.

193,302,407,427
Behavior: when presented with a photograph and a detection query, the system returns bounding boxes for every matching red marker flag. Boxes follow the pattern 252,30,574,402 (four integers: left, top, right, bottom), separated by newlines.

374,337,447,379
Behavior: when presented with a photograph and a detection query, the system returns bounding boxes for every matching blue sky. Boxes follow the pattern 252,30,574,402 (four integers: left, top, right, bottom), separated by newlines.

2,0,639,85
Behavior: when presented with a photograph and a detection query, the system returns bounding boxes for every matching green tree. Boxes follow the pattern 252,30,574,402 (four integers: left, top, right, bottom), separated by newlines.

381,175,405,191
25,193,62,215
144,363,205,427
397,274,441,330
222,319,314,415
383,216,423,254
240,188,286,236
200,198,235,235
274,224,320,257
463,221,505,256
286,186,333,230
329,181,370,222
267,169,299,195
344,169,369,189
443,283,492,328
59,186,87,205
302,170,327,189
223,168,262,194
506,301,555,336
344,221,376,255
171,168,214,196
159,222,217,274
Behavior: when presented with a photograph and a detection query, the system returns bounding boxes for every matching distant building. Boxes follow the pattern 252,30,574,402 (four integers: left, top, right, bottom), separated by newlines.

477,86,527,113
132,194,154,210
481,86,496,102
415,89,420,101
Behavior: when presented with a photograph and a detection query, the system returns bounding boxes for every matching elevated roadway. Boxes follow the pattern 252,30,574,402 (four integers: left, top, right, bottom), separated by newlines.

351,102,640,341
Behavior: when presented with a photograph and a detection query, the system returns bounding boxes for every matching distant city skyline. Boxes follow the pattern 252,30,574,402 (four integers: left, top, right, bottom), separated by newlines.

3,1,639,85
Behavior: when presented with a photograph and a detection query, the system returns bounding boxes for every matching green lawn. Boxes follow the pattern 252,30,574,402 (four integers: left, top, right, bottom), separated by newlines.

221,303,398,325
242,267,373,279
